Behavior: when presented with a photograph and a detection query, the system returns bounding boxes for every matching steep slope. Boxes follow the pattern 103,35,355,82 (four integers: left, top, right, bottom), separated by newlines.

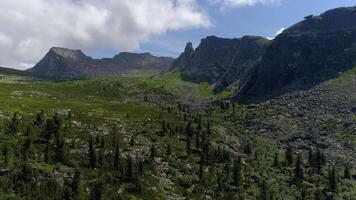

235,6,356,100
28,47,174,78
172,36,271,92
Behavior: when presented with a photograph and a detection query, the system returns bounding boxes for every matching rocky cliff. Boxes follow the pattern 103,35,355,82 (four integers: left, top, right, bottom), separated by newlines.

172,36,271,92
235,6,356,100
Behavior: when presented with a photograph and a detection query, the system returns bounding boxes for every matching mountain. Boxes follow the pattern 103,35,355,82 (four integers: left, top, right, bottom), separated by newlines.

173,6,356,102
28,47,174,78
172,36,271,92
235,6,356,101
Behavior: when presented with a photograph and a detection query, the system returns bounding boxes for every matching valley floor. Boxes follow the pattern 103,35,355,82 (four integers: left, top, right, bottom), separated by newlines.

0,70,354,199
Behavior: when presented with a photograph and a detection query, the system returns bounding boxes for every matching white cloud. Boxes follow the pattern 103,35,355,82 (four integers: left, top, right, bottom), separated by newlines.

0,0,211,69
212,0,282,8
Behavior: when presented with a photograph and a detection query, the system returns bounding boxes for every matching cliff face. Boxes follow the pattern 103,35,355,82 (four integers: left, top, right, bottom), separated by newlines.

28,47,174,78
235,6,356,100
172,36,271,92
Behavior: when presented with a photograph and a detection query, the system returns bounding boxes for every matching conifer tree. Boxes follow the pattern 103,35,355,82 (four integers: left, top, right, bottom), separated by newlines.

186,135,191,157
273,152,279,167
9,112,19,134
198,152,204,182
71,169,82,199
328,166,337,195
233,157,242,188
54,129,64,163
150,145,156,162
114,140,120,171
285,146,294,166
89,137,96,168
294,154,303,185
343,165,351,179
126,156,133,182
166,144,171,157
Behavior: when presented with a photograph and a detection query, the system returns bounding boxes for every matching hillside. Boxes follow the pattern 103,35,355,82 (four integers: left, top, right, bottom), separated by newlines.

28,47,174,78
0,64,354,199
236,6,356,100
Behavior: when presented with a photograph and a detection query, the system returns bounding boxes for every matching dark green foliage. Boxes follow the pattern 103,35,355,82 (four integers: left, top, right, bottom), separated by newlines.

328,166,338,195
285,146,294,166
343,165,351,179
88,137,97,169
294,154,304,185
233,157,243,188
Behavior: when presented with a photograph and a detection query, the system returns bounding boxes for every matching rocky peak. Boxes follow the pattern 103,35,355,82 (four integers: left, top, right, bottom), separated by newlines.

184,42,194,56
113,52,154,60
48,47,88,60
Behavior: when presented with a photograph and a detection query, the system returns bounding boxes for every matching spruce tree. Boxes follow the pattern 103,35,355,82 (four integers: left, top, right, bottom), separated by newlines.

150,145,156,162
273,152,279,167
114,140,120,171
294,154,303,185
328,166,337,195
343,165,351,179
54,129,64,163
126,156,133,182
89,137,96,168
285,146,294,166
233,157,242,188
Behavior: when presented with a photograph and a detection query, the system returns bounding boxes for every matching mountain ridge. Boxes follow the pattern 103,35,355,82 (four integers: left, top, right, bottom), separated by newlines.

28,48,174,78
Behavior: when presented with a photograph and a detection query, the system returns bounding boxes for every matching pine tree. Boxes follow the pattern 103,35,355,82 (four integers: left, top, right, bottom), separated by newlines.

113,140,120,171
21,126,33,162
71,169,82,199
186,135,191,157
89,137,96,168
285,146,294,166
343,165,351,179
34,111,43,126
137,159,144,177
294,154,303,185
260,180,270,200
313,148,326,174
328,166,337,195
54,128,65,163
126,156,133,182
9,112,19,134
233,157,242,188
90,180,103,200
198,152,204,182
273,152,279,167
3,145,10,167
150,145,156,162
166,144,171,157
314,188,323,200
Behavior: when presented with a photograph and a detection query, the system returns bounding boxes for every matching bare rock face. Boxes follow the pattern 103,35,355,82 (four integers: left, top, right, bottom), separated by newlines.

28,47,174,78
172,35,271,92
235,6,356,101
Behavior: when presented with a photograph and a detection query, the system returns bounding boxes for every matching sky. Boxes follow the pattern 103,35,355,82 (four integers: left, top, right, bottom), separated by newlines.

1,0,356,69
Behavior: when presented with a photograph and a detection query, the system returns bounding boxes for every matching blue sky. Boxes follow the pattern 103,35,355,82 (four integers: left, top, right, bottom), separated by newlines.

136,0,356,58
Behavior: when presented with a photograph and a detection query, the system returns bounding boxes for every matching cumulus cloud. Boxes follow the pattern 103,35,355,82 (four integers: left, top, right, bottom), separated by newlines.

212,0,282,8
0,0,211,69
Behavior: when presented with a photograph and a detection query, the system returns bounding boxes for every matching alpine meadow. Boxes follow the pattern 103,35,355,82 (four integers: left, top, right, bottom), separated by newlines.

0,1,355,200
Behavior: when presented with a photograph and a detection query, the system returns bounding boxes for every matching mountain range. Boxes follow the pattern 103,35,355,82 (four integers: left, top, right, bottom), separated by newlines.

27,47,174,78
27,6,356,101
